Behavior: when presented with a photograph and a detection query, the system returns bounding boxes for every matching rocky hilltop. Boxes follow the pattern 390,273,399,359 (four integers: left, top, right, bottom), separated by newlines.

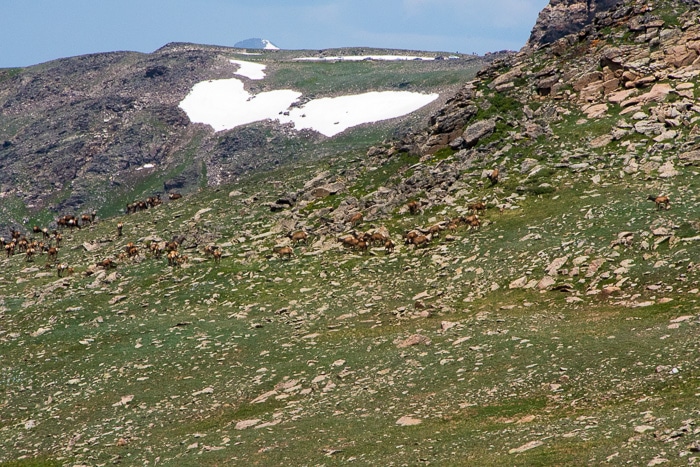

526,0,620,48
369,0,700,172
0,44,483,229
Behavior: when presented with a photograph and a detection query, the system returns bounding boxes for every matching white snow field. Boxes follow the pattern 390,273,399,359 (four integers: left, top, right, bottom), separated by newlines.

294,55,435,62
277,91,439,137
179,59,439,137
230,59,266,80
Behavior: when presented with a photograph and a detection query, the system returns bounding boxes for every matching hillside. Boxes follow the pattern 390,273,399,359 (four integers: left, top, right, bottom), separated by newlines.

1,0,700,465
0,45,487,231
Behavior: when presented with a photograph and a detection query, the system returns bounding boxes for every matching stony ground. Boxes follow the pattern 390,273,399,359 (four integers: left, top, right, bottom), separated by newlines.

1,142,699,465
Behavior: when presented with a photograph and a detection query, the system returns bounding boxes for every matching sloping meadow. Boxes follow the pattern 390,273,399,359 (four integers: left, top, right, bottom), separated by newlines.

1,130,699,465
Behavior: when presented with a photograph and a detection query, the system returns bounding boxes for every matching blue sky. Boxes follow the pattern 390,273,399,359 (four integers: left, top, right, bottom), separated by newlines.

1,0,550,68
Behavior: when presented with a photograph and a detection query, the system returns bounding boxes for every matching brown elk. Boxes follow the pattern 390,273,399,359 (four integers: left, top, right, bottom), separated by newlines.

167,250,180,266
647,195,670,210
427,222,445,238
410,235,431,248
149,241,164,258
273,245,294,259
98,258,116,269
212,249,222,263
370,231,387,246
462,214,481,230
117,222,123,237
407,200,420,215
168,192,183,201
348,212,363,227
404,230,421,245
384,239,395,254
338,235,359,249
467,201,487,214
487,168,499,185
47,247,58,263
57,263,74,277
288,230,308,245
5,241,15,257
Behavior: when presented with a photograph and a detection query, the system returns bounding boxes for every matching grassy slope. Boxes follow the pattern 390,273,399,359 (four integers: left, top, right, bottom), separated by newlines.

0,133,698,465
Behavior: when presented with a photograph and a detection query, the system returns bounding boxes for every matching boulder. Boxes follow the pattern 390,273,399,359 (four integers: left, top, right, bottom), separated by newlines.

308,182,346,199
679,150,700,165
462,119,496,147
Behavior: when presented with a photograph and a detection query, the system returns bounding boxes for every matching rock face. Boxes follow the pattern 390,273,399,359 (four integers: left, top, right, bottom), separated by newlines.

526,0,620,49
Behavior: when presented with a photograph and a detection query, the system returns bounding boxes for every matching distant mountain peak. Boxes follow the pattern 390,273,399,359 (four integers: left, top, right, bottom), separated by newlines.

234,38,280,50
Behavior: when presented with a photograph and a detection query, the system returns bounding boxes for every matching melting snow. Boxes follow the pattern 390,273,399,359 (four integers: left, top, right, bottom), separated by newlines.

179,60,439,137
295,55,435,62
278,91,438,137
230,59,266,80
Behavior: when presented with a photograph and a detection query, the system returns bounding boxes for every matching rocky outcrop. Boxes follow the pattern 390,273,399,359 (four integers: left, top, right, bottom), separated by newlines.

526,0,620,50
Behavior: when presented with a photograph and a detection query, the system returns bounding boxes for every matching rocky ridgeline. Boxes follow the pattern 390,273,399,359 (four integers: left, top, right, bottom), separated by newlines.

359,0,700,200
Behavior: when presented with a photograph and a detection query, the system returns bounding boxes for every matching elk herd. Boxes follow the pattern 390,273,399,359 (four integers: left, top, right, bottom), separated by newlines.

0,172,675,277
1,192,185,277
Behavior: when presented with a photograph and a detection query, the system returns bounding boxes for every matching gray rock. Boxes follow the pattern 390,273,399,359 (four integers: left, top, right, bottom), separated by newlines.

462,119,496,147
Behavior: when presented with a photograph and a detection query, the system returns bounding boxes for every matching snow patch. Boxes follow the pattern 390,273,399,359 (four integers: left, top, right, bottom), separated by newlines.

230,59,266,80
295,55,435,62
179,78,301,132
179,75,439,137
278,91,438,137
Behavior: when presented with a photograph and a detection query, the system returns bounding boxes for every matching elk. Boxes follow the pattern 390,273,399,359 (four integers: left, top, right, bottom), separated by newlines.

338,235,359,249
348,212,363,227
4,242,15,258
146,195,162,208
98,258,116,269
647,195,670,210
288,230,308,245
407,200,420,215
487,168,499,185
47,247,58,263
273,245,294,259
410,234,431,248
117,222,123,237
149,241,164,258
168,192,183,201
370,231,387,246
404,230,421,245
467,201,487,214
212,249,222,263
427,222,445,238
167,250,180,266
384,239,395,254
57,263,74,277
462,214,481,230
